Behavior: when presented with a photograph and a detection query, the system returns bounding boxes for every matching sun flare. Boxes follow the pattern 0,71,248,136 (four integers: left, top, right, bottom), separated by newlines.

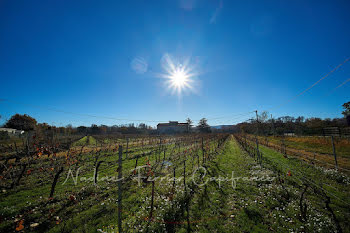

170,68,188,87
159,53,198,96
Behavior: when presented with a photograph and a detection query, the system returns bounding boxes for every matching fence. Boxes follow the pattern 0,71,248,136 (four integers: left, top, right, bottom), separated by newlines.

323,127,350,137
235,134,350,174
0,133,229,232
234,133,349,233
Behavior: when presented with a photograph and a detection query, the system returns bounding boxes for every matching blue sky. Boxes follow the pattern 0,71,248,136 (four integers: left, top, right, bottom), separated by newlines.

1,0,350,127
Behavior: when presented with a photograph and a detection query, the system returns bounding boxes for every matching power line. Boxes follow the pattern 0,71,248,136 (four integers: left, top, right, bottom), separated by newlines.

1,97,257,125
0,98,254,125
0,98,163,123
204,111,255,121
188,111,255,123
273,75,350,111
329,77,350,93
190,112,255,125
270,57,350,111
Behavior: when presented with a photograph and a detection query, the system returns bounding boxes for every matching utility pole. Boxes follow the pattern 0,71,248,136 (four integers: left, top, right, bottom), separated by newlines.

271,114,276,136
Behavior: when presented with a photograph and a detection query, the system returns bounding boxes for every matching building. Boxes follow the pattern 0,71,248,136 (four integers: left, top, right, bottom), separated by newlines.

0,128,25,135
284,132,295,137
157,121,189,134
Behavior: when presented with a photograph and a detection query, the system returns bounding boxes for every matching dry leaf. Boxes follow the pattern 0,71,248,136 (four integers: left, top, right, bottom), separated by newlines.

15,219,24,231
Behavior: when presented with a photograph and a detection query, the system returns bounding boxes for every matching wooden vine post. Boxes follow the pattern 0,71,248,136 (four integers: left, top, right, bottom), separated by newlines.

184,155,191,233
183,157,186,192
126,138,129,159
201,137,204,164
134,155,140,174
331,136,338,170
161,148,166,170
118,145,123,233
255,110,261,164
149,180,155,220
173,166,176,192
11,164,27,189
94,161,103,185
197,146,200,167
159,136,162,162
49,167,64,198
255,137,260,162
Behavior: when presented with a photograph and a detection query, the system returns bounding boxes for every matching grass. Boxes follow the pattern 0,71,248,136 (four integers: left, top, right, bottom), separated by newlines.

263,135,350,158
71,136,97,147
1,135,349,232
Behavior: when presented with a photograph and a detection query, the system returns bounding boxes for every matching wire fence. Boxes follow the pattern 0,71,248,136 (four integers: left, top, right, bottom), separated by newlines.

0,133,229,232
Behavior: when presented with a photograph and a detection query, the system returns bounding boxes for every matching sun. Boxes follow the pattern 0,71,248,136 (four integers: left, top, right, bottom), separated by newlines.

170,68,188,88
159,53,198,96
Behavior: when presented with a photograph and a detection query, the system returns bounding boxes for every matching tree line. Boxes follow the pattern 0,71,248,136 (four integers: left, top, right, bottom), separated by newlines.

234,102,350,135
1,101,348,137
0,114,213,137
0,114,157,138
236,114,348,135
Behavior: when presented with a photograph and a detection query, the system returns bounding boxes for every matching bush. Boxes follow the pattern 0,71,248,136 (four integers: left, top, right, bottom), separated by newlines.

0,131,10,140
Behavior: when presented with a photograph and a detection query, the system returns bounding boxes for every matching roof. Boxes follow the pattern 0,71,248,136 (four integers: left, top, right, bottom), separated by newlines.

157,122,189,126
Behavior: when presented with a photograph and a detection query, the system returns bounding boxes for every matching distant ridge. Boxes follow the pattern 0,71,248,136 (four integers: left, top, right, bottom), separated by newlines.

211,125,234,129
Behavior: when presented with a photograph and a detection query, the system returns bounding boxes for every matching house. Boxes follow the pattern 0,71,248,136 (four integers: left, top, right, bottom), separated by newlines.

0,128,25,135
157,121,189,134
284,132,295,137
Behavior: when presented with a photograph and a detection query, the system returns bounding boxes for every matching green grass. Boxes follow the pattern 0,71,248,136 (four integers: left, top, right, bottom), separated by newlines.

1,135,349,232
175,137,350,232
263,135,350,158
72,136,97,146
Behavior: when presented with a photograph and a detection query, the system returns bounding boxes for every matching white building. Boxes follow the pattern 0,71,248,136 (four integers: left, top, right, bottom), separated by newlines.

0,128,25,135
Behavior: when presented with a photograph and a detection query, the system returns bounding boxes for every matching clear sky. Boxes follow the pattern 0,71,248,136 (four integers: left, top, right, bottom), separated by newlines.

1,0,350,127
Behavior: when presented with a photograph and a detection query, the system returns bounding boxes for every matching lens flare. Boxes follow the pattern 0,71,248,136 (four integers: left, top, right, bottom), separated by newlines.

159,53,198,96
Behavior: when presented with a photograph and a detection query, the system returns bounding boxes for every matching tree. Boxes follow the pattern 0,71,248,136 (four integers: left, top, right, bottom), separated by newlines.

295,116,305,123
77,126,87,134
138,123,147,129
100,125,108,134
4,114,37,131
186,118,193,132
186,118,193,125
90,124,100,135
65,124,73,135
342,101,350,116
258,111,269,123
197,118,211,133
